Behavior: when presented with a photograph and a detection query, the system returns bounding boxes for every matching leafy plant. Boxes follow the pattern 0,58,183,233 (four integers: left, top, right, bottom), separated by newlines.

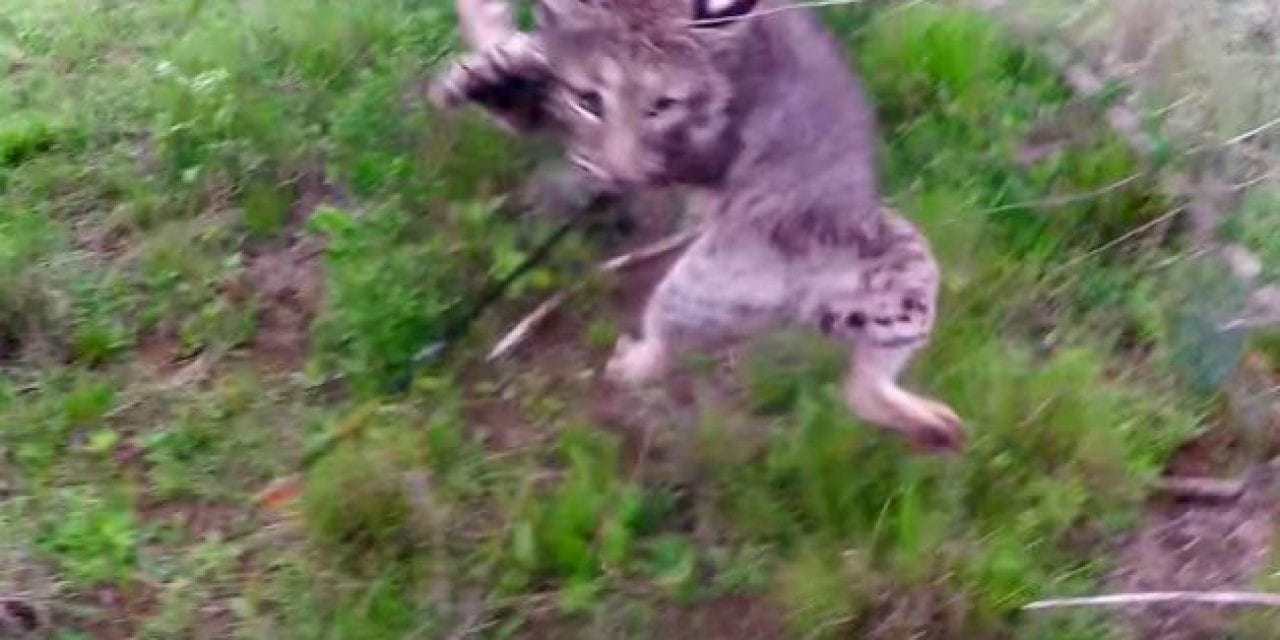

35,487,139,585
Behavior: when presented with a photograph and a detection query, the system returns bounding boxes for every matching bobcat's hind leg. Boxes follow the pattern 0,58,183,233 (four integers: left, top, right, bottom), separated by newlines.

843,343,962,452
604,332,672,385
605,236,788,386
809,217,962,451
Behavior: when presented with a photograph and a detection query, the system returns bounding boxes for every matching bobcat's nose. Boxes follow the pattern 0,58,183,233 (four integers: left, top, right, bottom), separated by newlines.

570,152,647,190
600,133,660,185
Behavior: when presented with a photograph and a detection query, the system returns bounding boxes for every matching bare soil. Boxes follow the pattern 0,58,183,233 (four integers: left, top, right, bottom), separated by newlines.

1110,466,1278,639
241,172,337,373
1109,356,1280,639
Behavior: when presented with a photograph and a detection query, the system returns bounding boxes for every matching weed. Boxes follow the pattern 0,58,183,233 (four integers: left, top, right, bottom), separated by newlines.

35,486,138,585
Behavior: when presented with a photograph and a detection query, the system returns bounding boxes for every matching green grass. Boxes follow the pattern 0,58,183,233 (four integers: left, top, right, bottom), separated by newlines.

0,1,1242,638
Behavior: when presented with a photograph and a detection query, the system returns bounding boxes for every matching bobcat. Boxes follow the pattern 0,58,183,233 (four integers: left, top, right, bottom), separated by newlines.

434,0,963,451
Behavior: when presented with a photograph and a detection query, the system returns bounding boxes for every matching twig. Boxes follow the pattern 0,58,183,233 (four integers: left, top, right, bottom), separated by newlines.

1220,317,1280,332
978,173,1145,215
102,352,217,420
1223,114,1280,147
486,228,700,362
598,228,701,271
1023,591,1280,611
1148,91,1201,119
393,212,584,391
1227,169,1275,192
486,292,567,361
1154,476,1246,501
1047,204,1187,276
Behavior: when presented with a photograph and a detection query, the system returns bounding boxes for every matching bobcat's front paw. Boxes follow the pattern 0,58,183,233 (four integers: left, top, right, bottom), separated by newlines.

430,32,547,110
604,335,668,386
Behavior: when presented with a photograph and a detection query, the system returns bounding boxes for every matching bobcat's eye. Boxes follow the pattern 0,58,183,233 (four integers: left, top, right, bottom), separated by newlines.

647,96,679,118
575,90,604,118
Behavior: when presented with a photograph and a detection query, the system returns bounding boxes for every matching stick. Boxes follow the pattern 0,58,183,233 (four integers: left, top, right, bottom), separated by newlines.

486,228,700,362
1154,476,1245,501
599,228,701,271
1223,114,1280,147
1023,591,1280,611
486,292,567,362
391,211,586,392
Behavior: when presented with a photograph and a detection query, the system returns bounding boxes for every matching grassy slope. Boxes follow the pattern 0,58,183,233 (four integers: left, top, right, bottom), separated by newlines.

0,1,1231,638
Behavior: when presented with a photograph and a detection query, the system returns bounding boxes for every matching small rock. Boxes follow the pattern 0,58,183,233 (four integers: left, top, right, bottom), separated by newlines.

1246,285,1280,325
1221,243,1263,281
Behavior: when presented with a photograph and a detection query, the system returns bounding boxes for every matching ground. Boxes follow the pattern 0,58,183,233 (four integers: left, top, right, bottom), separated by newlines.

2,1,1280,639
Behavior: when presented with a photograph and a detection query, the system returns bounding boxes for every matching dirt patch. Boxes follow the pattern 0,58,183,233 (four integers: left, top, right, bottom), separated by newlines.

1109,464,1277,640
1109,352,1280,639
240,172,339,372
135,328,185,373
461,199,795,640
73,215,129,257
242,240,323,372
58,582,158,640
0,330,19,365
138,501,244,541
460,218,722,497
516,594,792,640
659,595,793,640
461,221,699,483
467,189,692,443
1109,362,1280,640
465,395,547,451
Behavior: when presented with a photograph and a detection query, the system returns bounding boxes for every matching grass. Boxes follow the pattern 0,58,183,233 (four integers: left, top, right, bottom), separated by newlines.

976,0,1280,291
0,1,1257,638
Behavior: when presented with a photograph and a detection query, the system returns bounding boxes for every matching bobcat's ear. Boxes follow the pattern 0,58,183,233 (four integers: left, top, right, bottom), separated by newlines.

691,0,759,27
536,0,599,28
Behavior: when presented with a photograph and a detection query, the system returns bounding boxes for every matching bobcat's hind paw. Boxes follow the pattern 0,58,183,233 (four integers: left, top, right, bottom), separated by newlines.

604,335,668,386
845,382,964,454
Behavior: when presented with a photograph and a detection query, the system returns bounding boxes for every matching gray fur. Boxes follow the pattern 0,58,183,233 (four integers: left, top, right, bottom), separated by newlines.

435,0,963,451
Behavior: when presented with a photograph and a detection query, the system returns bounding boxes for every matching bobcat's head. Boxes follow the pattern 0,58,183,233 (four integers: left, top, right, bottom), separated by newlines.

537,0,761,188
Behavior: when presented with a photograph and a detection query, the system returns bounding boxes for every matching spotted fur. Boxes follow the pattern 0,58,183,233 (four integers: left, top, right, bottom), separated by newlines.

435,0,963,451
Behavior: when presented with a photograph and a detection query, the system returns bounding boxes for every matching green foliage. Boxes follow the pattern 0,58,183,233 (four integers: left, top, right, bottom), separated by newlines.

307,205,461,391
309,198,571,391
500,429,681,607
0,209,65,359
304,440,418,553
855,4,1164,259
1224,188,1280,282
724,338,1191,635
35,486,138,585
0,111,69,167
0,1,1233,637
